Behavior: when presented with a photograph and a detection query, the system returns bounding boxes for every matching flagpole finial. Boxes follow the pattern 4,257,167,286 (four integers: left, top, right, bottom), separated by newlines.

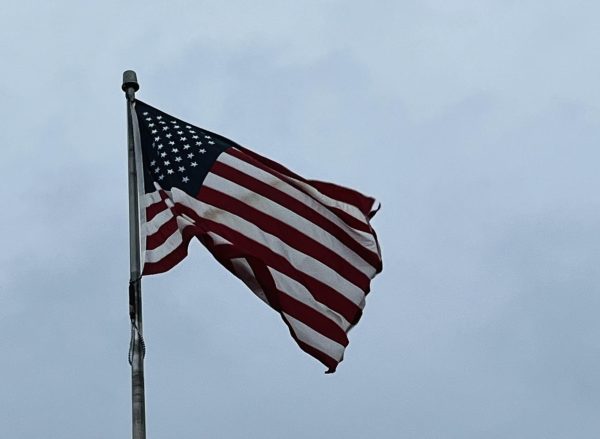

122,70,140,93
122,70,139,103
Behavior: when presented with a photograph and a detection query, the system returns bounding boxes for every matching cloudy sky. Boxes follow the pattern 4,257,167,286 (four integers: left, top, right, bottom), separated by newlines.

1,1,599,438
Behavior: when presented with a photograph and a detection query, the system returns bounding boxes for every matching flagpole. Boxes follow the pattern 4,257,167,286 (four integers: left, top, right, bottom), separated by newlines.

122,70,146,439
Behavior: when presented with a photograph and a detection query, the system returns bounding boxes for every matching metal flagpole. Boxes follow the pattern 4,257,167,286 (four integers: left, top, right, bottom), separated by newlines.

122,70,146,439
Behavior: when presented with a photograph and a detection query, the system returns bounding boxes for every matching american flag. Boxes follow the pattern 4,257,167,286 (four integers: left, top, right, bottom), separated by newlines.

133,100,382,372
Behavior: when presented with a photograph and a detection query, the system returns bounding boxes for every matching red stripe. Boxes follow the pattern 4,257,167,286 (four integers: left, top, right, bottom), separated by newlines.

308,180,378,218
210,160,381,269
278,291,349,347
235,145,376,216
145,215,178,250
295,339,339,373
146,200,167,222
175,204,363,324
226,148,373,234
198,186,371,292
325,206,376,237
143,224,196,275
229,146,305,182
198,233,236,272
243,257,279,307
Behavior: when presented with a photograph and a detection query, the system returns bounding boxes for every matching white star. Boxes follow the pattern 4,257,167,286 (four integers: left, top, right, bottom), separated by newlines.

199,148,206,154
167,169,174,174
150,160,156,166
162,126,169,131
187,153,194,158
164,160,171,166
170,120,177,124
143,112,149,116
178,166,185,172
158,175,164,180
195,141,202,146
182,176,189,183
148,123,155,127
154,167,160,173
208,141,215,145
159,120,166,125
160,152,167,157
183,144,191,150
172,148,179,153
177,131,183,135
154,136,160,141
165,133,172,138
185,125,191,129
191,162,198,167
157,144,163,150
175,156,182,162
189,130,196,133
180,137,187,141
145,117,152,121
192,135,199,139
151,129,158,134
174,125,180,129
169,141,175,145
156,115,162,120
204,135,211,139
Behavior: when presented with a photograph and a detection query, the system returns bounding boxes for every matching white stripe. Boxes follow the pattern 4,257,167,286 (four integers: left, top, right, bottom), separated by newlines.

144,229,182,263
143,190,164,206
172,188,366,307
143,208,174,236
230,258,269,305
144,215,195,264
218,152,379,254
269,268,351,331
203,172,376,277
142,185,174,208
283,314,345,362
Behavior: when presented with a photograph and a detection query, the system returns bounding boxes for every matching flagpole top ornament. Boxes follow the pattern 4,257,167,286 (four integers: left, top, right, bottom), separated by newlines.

122,70,139,98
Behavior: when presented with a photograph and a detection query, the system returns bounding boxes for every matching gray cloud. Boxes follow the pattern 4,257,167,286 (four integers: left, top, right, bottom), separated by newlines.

0,1,599,438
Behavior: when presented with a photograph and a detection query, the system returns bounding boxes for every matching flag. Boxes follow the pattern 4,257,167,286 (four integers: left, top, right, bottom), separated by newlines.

133,100,382,372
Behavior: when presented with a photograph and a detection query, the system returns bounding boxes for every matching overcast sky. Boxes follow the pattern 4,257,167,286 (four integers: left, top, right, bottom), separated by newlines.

1,1,599,438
